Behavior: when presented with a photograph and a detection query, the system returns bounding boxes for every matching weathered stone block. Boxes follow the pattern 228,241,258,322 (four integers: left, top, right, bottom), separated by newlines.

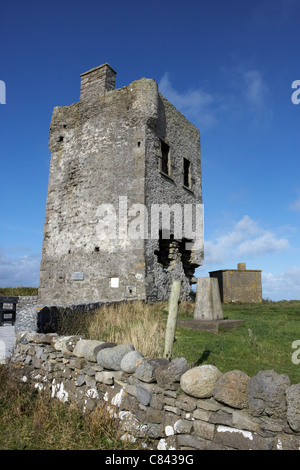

193,420,215,440
136,385,152,406
286,383,300,432
175,394,197,412
215,425,271,450
273,433,300,450
176,434,207,450
134,358,169,383
209,409,233,427
155,357,189,388
213,370,250,409
193,408,211,421
53,335,81,353
173,418,193,434
150,394,164,410
248,369,290,419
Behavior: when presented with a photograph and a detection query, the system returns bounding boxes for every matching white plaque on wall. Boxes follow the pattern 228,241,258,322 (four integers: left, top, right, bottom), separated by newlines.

72,272,84,281
110,277,119,288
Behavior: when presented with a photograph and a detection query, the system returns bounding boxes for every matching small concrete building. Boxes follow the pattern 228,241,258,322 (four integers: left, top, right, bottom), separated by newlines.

38,63,204,305
209,263,262,304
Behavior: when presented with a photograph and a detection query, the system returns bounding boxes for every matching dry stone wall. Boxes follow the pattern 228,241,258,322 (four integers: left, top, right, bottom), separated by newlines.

10,332,300,450
16,296,38,311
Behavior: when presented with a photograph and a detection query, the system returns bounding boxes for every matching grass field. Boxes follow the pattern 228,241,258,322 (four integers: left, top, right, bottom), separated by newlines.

0,287,38,296
174,300,300,384
57,298,300,384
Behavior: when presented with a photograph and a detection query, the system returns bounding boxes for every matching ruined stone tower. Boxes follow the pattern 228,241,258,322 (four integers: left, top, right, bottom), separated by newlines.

38,63,203,305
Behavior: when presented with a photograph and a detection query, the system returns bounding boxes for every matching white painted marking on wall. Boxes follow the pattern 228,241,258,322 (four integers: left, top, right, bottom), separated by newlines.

217,425,253,440
165,425,174,436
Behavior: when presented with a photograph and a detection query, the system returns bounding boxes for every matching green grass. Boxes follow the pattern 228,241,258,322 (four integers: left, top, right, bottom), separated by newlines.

0,365,138,450
174,300,300,384
0,287,38,296
56,298,300,384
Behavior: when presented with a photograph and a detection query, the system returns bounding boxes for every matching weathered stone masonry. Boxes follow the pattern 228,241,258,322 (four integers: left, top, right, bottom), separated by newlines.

38,63,203,306
11,331,300,450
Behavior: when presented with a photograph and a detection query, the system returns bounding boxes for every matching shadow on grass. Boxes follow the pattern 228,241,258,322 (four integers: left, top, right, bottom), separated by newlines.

195,349,211,366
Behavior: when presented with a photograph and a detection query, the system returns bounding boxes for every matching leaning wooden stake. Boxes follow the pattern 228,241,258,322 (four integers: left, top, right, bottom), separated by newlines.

164,279,181,361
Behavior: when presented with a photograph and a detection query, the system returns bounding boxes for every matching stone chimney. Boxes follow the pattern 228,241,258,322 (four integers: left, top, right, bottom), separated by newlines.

237,263,246,270
80,63,116,102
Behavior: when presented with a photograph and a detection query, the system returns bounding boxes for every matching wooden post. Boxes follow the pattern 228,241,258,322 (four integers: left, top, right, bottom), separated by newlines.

164,279,181,361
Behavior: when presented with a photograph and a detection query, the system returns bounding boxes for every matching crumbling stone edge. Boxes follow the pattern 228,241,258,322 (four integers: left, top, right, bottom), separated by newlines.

10,331,300,451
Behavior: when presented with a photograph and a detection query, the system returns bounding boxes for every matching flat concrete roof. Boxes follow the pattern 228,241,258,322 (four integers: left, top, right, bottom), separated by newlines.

209,269,262,273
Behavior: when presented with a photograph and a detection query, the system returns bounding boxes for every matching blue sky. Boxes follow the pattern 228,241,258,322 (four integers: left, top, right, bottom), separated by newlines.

1,0,300,300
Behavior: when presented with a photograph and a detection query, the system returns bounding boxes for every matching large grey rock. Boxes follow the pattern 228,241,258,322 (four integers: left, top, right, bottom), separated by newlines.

248,370,290,419
180,365,223,398
213,370,250,409
97,344,135,370
120,350,143,373
136,385,152,406
53,335,81,353
286,383,300,431
155,357,189,388
73,339,105,362
134,358,169,383
97,342,117,351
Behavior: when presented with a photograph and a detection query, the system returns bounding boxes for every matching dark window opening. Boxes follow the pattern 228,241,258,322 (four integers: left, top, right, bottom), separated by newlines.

183,158,191,188
58,136,64,142
138,141,141,147
94,246,100,252
161,141,170,175
154,232,174,269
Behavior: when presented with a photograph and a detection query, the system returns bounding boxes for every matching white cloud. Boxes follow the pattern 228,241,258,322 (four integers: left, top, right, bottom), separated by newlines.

0,249,41,287
204,215,289,264
159,73,221,129
159,66,270,131
262,267,300,301
241,69,268,108
289,196,300,211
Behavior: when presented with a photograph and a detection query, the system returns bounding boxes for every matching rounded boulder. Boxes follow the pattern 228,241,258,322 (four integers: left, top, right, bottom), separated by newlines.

97,344,135,370
73,339,106,362
120,350,144,373
180,365,223,398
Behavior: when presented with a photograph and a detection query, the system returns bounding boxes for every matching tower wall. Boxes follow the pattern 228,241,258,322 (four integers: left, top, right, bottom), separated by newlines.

38,65,203,305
